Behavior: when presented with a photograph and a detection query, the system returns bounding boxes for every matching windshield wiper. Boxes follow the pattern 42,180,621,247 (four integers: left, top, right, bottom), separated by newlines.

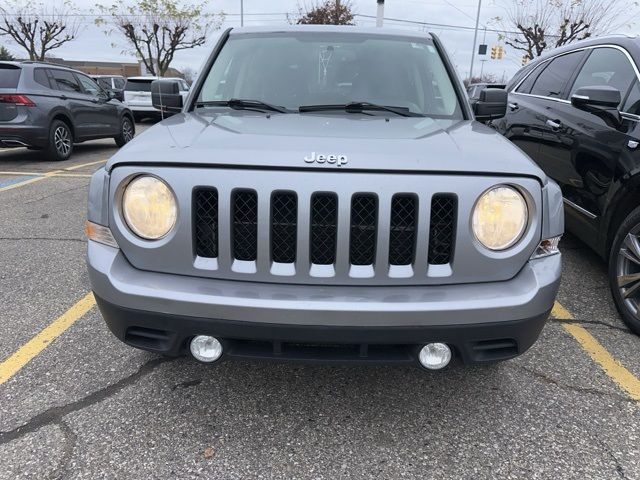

194,98,290,113
299,101,423,117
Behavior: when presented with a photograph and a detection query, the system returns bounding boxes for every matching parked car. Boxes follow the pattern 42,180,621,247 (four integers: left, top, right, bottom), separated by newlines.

91,74,126,102
124,76,189,121
466,83,506,104
493,35,640,335
0,61,135,161
86,26,563,370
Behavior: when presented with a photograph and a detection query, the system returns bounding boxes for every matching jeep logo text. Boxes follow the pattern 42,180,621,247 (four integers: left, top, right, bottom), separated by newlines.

304,152,348,167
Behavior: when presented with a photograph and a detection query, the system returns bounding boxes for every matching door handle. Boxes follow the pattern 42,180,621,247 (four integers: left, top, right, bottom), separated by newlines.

546,119,562,130
60,95,67,100
508,102,519,111
91,98,98,103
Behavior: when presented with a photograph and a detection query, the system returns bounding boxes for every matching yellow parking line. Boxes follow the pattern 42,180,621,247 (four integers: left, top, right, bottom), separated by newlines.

0,174,52,192
553,301,640,402
0,171,45,176
0,292,96,386
64,159,107,171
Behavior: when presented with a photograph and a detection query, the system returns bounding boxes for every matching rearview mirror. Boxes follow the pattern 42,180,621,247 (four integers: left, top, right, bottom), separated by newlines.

151,79,183,112
473,88,507,121
571,86,622,128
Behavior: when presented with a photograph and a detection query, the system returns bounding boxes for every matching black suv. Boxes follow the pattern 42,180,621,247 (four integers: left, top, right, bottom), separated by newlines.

0,61,134,161
494,35,640,334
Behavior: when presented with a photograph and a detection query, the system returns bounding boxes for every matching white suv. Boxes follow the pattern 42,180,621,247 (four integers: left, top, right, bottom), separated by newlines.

124,76,189,121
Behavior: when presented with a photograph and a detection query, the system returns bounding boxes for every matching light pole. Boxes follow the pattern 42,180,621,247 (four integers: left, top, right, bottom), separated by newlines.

468,0,482,81
376,0,385,27
240,0,244,27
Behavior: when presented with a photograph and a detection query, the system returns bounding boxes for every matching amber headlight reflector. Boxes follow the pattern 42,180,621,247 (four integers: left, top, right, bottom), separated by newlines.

122,176,177,240
472,186,528,251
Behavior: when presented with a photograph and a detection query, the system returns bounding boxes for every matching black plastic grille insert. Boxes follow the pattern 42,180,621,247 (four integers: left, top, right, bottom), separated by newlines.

389,195,417,265
271,192,297,263
310,193,338,265
350,194,378,266
232,190,258,261
428,194,457,265
193,188,218,258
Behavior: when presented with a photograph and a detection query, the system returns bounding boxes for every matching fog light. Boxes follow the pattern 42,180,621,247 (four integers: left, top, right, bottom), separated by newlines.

418,343,452,370
190,335,223,363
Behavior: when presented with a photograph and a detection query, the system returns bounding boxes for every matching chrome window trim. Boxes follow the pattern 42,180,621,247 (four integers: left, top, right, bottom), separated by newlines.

512,44,640,119
563,198,597,219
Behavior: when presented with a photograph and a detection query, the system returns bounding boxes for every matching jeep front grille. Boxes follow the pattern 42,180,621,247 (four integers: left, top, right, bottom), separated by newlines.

194,187,457,279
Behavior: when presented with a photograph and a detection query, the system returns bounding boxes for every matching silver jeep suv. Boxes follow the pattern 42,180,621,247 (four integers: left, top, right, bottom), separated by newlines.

86,26,563,369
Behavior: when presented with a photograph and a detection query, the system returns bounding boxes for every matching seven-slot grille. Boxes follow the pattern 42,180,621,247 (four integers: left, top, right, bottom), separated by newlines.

193,188,457,275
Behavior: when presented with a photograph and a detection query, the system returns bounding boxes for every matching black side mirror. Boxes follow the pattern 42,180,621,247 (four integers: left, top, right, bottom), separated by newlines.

473,88,507,121
151,79,183,112
571,86,622,128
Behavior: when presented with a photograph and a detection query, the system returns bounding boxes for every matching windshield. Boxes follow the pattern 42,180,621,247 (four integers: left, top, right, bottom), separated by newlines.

196,32,462,118
125,80,152,92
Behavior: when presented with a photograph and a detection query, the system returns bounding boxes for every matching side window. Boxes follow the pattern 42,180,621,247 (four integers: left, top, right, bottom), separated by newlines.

570,48,637,106
623,80,640,115
530,51,585,98
514,62,547,94
33,68,50,89
97,78,112,90
50,70,82,93
77,74,102,96
114,78,126,89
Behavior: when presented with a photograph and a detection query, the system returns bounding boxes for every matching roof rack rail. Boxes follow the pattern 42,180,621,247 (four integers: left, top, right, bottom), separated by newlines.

21,60,73,69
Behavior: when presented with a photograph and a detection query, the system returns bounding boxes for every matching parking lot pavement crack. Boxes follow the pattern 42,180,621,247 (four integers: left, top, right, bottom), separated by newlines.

549,317,631,334
596,436,628,479
23,185,88,205
0,357,173,445
515,365,635,403
0,237,86,243
47,421,77,480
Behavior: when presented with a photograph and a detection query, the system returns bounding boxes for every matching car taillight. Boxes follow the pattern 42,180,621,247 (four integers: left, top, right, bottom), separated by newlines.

0,94,36,107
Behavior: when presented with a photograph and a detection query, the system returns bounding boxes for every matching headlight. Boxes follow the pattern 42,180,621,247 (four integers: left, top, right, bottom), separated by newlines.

122,176,177,240
472,185,528,250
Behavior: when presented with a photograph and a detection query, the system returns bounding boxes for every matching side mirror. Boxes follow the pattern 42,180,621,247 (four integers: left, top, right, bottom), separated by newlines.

473,88,507,121
151,79,183,112
106,90,116,100
571,86,622,128
571,85,621,109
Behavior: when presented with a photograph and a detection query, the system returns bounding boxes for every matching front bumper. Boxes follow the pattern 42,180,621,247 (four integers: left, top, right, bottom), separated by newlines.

88,241,561,365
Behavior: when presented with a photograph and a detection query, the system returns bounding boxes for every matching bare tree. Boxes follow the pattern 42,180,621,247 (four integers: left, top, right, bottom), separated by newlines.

495,0,630,59
293,0,355,25
96,0,223,76
0,1,81,61
464,73,498,88
180,66,196,84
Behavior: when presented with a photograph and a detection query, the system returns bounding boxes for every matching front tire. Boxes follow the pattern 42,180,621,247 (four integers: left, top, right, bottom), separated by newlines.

114,116,135,147
46,120,73,161
609,205,640,335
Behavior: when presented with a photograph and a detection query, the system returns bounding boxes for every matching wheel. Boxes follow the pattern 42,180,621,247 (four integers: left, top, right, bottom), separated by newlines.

114,116,135,147
609,205,640,335
45,120,73,161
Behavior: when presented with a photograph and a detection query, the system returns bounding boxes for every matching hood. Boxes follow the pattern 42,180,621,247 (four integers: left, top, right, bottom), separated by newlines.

107,110,546,180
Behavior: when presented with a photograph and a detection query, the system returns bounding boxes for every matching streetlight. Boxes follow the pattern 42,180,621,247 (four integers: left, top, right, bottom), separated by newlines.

468,0,482,81
376,0,385,27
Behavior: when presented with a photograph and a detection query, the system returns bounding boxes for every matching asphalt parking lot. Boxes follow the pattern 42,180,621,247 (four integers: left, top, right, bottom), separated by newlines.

0,123,639,479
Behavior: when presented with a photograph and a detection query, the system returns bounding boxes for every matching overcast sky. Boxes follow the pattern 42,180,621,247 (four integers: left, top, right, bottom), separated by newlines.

2,0,638,82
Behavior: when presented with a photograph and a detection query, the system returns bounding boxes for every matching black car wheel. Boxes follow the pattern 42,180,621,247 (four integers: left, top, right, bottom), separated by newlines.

115,116,135,147
46,120,73,161
609,205,640,335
